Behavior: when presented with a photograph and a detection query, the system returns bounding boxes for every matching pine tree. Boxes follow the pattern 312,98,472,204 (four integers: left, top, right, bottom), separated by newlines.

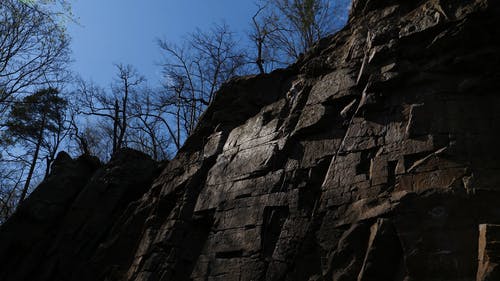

4,87,67,203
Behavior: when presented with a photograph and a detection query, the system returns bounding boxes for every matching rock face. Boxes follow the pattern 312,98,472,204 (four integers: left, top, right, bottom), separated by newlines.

477,224,500,280
0,149,157,281
1,0,500,280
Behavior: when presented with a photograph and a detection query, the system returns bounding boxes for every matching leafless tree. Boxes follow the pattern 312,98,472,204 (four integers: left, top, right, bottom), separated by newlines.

0,159,25,223
68,113,110,160
0,0,71,118
74,64,145,156
127,88,174,160
250,0,343,65
158,23,246,142
111,64,145,153
250,3,291,73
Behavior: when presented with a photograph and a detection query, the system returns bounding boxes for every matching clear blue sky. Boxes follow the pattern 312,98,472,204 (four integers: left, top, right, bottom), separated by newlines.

67,0,351,88
68,0,257,87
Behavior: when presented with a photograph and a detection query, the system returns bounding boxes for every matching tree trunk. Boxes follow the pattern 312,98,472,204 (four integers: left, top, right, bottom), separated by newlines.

176,90,181,148
18,132,43,204
44,149,56,180
256,39,265,74
18,112,47,204
44,157,50,180
117,80,129,151
112,99,119,154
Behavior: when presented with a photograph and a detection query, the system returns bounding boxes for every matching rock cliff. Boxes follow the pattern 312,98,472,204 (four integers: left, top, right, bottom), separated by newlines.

1,0,500,280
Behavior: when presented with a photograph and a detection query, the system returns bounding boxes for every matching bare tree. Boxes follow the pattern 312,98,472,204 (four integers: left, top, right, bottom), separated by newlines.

250,3,284,73
71,79,112,159
250,0,343,65
127,88,174,160
0,0,71,118
111,64,145,153
74,64,145,156
0,159,25,223
68,113,110,160
0,0,73,219
158,23,246,142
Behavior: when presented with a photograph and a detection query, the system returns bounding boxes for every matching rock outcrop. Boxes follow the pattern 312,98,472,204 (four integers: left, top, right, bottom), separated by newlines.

1,0,500,280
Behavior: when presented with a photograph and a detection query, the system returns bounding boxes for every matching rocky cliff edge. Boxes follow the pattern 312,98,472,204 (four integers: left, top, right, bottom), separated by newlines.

1,0,500,280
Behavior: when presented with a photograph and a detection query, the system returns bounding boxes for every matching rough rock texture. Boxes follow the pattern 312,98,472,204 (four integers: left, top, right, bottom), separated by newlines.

477,224,500,281
2,0,500,280
0,149,157,281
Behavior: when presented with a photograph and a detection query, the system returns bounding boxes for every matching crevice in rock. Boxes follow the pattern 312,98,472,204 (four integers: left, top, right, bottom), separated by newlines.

356,148,377,176
278,83,313,137
215,250,244,259
287,222,324,281
323,221,373,281
261,206,290,260
299,156,333,214
403,151,432,172
386,160,398,191
357,218,404,281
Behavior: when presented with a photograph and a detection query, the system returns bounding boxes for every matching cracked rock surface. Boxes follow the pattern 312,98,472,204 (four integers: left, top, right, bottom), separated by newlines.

1,0,500,280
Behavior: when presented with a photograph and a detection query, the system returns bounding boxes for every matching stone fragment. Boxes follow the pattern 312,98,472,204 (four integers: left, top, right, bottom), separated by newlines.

477,224,500,281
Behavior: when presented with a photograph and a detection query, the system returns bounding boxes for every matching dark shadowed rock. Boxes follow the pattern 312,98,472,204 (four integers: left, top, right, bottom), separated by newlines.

1,0,500,280
477,224,500,281
0,149,156,281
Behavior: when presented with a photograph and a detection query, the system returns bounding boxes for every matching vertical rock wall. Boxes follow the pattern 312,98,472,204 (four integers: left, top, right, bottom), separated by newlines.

1,1,500,280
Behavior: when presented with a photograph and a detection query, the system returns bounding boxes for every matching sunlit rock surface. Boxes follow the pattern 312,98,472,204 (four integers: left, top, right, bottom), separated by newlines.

1,0,500,280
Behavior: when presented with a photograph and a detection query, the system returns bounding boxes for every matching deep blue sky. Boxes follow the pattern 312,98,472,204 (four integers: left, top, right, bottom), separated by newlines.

68,0,257,87
67,0,351,88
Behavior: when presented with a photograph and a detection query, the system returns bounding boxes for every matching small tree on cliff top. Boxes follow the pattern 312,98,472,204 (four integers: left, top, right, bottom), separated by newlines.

250,0,344,69
3,87,68,204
